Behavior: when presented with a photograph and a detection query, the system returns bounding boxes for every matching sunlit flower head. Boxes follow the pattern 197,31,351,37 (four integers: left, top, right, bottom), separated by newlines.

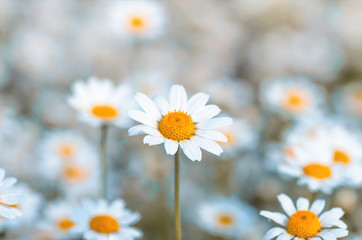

0,168,27,219
108,0,166,39
196,197,257,238
261,77,324,117
70,198,142,240
128,84,232,161
68,77,133,128
260,194,348,240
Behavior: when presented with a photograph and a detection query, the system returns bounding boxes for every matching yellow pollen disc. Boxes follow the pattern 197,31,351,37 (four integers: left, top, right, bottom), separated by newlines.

216,214,235,228
57,218,75,231
158,110,196,141
91,105,118,120
287,210,321,238
89,215,120,234
62,166,86,182
128,15,148,34
283,90,309,112
333,149,351,165
58,143,75,159
303,163,332,180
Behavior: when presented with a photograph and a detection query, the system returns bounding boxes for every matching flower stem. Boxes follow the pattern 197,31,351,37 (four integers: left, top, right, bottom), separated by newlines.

100,124,109,199
174,148,182,240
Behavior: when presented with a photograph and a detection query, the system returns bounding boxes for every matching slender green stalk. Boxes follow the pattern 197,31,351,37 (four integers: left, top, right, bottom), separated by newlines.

100,124,109,199
174,149,182,240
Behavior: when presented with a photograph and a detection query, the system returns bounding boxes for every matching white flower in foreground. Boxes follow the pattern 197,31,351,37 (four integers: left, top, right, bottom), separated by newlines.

70,198,142,240
108,0,166,39
0,168,27,219
128,84,232,161
68,77,133,128
196,197,257,238
260,194,348,240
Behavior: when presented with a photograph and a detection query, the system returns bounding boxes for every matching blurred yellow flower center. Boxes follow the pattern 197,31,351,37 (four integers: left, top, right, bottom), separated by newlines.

216,214,235,227
287,210,321,238
284,146,296,159
57,218,75,231
284,91,309,112
222,131,236,146
62,166,86,182
303,163,332,180
58,143,75,159
333,149,350,165
159,110,195,141
91,105,118,120
129,15,147,33
89,215,120,234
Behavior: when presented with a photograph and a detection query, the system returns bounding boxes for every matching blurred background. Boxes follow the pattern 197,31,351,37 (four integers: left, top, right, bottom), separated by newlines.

0,0,362,239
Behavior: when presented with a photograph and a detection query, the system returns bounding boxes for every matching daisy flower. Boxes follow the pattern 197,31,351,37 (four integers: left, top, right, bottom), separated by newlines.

128,84,232,161
260,77,324,118
0,168,27,219
107,0,166,39
260,194,348,240
70,198,142,240
68,77,133,128
196,197,257,238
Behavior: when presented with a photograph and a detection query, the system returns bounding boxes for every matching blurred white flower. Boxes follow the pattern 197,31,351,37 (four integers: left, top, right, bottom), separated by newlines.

128,84,232,161
107,0,166,39
260,194,348,240
196,197,257,238
70,198,142,240
260,77,325,118
68,77,133,128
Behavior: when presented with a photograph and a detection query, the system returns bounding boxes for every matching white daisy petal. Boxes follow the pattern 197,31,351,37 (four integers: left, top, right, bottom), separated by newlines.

186,92,209,115
143,136,165,146
196,130,228,142
122,227,143,237
309,237,322,240
325,229,348,238
180,140,202,161
164,139,179,155
1,177,17,189
0,205,16,219
322,219,347,229
128,110,158,128
135,93,162,121
191,104,221,122
310,199,325,216
153,95,170,115
260,211,288,226
128,124,160,136
169,85,187,110
277,194,297,216
0,169,5,182
192,136,223,156
319,208,344,224
0,193,27,205
263,227,286,240
296,197,310,211
197,117,232,129
276,233,293,240
317,231,337,240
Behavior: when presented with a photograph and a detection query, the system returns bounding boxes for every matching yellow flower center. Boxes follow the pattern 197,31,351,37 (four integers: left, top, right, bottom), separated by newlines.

58,143,75,159
283,90,309,112
128,15,148,34
286,210,321,238
216,213,235,228
62,166,86,182
57,218,75,232
89,215,120,234
158,110,196,141
303,163,332,180
91,105,118,120
333,149,351,165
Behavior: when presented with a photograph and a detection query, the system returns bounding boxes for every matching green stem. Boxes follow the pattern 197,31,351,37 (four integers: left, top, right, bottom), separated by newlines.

100,124,109,199
174,149,182,240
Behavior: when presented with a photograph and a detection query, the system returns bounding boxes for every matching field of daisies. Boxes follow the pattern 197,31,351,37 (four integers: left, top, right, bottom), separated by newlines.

1,0,362,240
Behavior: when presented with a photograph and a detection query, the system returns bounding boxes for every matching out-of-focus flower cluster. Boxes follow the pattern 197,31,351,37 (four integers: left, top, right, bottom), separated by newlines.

0,0,362,239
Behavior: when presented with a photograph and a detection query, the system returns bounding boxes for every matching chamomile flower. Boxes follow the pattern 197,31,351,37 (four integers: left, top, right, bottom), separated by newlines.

278,136,344,194
260,194,348,240
196,197,257,238
261,77,324,118
128,84,232,161
68,77,133,128
107,0,166,39
42,200,77,238
70,198,142,240
0,168,27,219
